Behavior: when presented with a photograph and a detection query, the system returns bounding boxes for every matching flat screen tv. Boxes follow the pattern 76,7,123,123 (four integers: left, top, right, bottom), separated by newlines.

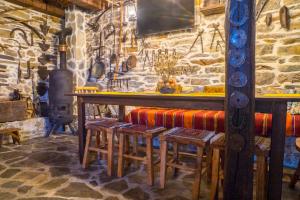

137,0,195,36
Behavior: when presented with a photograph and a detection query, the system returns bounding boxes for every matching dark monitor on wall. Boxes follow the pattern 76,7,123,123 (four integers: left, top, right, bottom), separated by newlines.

137,0,195,36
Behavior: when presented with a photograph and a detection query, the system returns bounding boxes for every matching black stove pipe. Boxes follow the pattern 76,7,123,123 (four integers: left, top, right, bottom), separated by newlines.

56,27,72,69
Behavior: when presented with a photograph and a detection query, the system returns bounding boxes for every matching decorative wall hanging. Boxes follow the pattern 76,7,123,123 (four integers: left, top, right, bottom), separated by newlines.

256,0,269,21
223,0,256,198
265,13,272,26
40,20,50,36
280,6,290,30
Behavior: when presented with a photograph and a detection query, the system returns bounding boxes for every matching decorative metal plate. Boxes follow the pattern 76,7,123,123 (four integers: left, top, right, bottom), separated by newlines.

229,134,245,152
229,71,248,88
229,49,246,67
230,91,249,109
230,109,247,130
230,29,247,48
230,4,249,27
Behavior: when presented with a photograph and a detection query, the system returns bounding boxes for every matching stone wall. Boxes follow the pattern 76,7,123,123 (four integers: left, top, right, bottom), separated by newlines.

68,0,300,95
0,0,62,100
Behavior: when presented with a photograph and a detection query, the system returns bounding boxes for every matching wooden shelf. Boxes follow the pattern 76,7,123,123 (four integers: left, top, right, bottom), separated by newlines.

200,4,225,16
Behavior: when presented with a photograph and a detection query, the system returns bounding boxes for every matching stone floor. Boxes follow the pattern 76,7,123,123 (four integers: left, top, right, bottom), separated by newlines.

0,134,299,200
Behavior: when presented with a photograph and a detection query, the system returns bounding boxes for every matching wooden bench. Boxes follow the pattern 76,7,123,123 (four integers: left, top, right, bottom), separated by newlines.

0,128,21,147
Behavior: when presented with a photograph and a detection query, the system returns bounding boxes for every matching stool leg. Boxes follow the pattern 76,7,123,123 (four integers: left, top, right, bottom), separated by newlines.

210,148,220,200
160,139,168,189
125,135,131,168
95,132,101,160
82,129,92,169
107,129,115,177
290,160,300,189
102,131,108,161
172,142,179,177
256,155,267,200
117,133,125,178
133,135,139,168
206,146,212,184
146,137,154,186
193,147,204,200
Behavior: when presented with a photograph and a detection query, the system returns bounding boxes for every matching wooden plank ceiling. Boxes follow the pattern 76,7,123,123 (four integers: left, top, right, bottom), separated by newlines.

5,0,108,18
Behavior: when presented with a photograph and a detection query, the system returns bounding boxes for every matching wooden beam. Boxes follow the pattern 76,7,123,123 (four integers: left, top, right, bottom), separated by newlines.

70,0,106,10
4,0,65,17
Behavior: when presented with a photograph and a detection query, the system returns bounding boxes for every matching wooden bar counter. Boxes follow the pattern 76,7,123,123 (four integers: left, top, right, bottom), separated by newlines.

68,92,300,199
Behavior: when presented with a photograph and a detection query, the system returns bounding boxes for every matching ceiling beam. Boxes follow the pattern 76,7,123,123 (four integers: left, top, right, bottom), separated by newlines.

70,0,106,10
4,0,65,18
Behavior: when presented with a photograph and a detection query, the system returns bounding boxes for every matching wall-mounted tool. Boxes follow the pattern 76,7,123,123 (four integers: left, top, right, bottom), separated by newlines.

210,23,225,50
10,28,33,46
4,16,44,40
280,6,290,30
40,20,50,36
24,60,31,79
37,66,49,80
216,40,223,54
265,13,272,26
38,40,50,51
256,0,269,21
189,29,204,54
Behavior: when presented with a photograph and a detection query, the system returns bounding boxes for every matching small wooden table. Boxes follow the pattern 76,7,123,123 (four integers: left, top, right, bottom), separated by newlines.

68,92,300,200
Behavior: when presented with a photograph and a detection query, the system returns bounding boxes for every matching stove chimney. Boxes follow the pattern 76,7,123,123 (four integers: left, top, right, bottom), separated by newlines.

57,27,72,69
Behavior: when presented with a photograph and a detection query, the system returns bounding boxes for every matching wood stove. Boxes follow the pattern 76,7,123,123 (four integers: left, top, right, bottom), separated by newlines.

47,27,75,137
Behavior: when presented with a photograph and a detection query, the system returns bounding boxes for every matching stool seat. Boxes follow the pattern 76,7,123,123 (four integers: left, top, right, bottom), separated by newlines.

86,118,130,130
210,133,270,153
119,125,166,136
163,127,215,147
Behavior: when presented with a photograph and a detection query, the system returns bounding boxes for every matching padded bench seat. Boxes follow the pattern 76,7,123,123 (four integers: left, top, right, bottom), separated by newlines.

127,107,300,137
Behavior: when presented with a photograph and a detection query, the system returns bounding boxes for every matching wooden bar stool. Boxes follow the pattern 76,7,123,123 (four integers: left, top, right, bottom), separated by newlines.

290,138,300,189
160,127,215,200
82,118,130,176
117,125,166,186
0,128,21,147
210,133,271,200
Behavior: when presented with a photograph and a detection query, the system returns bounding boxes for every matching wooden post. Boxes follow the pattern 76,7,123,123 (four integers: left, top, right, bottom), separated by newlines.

77,97,86,163
223,0,256,199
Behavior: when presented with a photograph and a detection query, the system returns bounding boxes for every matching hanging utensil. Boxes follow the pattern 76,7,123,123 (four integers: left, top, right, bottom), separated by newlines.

24,60,31,79
17,59,21,83
92,31,106,79
38,53,49,65
40,20,50,36
38,40,50,51
37,66,49,80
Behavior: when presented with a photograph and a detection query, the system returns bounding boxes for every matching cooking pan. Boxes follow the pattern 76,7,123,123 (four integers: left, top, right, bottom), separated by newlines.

90,32,106,80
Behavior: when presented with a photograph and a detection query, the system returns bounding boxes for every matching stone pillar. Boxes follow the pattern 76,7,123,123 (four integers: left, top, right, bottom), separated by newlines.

65,5,88,87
